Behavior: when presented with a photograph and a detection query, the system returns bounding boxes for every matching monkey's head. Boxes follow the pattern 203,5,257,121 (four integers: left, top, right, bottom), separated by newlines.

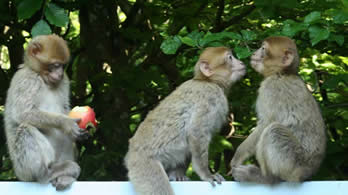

194,47,245,89
250,36,299,77
24,34,70,87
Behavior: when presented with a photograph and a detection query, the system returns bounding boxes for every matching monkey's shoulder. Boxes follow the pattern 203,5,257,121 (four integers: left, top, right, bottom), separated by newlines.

260,75,310,96
257,75,323,125
174,79,226,99
7,67,42,96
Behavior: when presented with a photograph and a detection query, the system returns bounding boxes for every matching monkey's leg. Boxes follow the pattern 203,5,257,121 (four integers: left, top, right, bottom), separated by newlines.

11,124,55,183
229,126,262,171
49,160,81,191
257,123,308,183
127,153,174,195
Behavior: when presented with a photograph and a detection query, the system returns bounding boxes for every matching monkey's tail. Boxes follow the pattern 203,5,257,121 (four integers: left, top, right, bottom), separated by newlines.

126,153,174,195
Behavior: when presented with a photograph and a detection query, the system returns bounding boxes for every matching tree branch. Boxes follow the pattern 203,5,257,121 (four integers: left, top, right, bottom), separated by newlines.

213,4,256,32
214,0,225,31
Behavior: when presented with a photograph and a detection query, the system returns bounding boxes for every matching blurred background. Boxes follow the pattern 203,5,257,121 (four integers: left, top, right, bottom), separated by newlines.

0,0,347,181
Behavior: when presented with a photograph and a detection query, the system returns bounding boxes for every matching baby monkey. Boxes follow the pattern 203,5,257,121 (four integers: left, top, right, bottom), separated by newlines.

229,36,326,184
4,35,88,191
125,47,245,195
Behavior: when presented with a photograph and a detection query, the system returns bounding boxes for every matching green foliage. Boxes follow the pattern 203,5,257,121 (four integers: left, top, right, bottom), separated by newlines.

282,20,308,37
31,20,52,37
304,11,321,24
16,0,42,20
44,3,69,27
16,1,68,37
0,0,347,182
308,26,330,46
160,35,181,54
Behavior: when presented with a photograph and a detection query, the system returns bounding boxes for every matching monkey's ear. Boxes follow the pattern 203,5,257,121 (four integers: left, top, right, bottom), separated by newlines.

282,50,295,66
199,61,213,77
29,42,42,57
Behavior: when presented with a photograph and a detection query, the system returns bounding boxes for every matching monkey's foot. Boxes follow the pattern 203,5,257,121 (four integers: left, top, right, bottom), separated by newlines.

168,174,190,181
51,176,76,191
232,164,261,182
168,169,190,181
204,173,225,187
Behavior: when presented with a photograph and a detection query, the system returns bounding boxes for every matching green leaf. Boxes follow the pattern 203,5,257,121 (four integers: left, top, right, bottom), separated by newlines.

186,30,204,44
31,20,52,37
199,32,242,47
234,46,252,59
281,19,308,37
17,0,43,19
241,30,257,41
342,0,348,8
308,26,330,46
274,0,299,8
322,74,348,89
179,36,196,47
304,11,321,24
44,3,69,27
332,10,348,24
160,36,182,55
329,34,345,46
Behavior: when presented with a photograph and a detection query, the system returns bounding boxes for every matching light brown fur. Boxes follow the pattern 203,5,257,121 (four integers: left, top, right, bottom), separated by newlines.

229,36,326,184
4,34,88,191
125,47,245,195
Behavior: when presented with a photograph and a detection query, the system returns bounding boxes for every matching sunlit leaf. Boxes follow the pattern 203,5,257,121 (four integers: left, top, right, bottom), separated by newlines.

44,3,69,27
160,36,182,55
31,20,52,37
17,0,43,19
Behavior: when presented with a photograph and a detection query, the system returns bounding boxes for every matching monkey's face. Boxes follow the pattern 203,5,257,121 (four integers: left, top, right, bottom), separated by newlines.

225,51,246,83
250,41,268,74
251,37,299,77
195,47,245,87
27,35,70,87
41,63,65,86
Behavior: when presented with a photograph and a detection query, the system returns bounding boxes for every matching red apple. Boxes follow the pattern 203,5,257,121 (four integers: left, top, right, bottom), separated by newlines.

69,106,97,129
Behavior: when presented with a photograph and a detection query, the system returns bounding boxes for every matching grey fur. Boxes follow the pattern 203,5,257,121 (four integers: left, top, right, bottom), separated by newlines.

125,47,245,195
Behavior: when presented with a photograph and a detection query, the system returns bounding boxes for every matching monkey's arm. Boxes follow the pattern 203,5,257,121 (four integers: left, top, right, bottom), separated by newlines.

10,74,83,138
22,110,73,131
229,126,263,169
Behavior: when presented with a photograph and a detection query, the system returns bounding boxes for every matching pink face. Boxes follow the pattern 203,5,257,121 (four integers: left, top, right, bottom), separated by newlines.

225,51,246,83
250,41,268,74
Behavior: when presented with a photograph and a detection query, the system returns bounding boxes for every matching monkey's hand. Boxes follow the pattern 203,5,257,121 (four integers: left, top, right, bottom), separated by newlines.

203,173,225,187
231,165,260,182
227,156,243,176
62,118,90,140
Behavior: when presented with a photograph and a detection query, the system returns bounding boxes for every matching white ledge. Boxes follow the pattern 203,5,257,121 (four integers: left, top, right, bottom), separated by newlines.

1,181,348,195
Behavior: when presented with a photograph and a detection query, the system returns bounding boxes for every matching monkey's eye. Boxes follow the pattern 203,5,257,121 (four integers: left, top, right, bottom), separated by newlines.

47,63,65,72
228,55,233,61
48,63,64,68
